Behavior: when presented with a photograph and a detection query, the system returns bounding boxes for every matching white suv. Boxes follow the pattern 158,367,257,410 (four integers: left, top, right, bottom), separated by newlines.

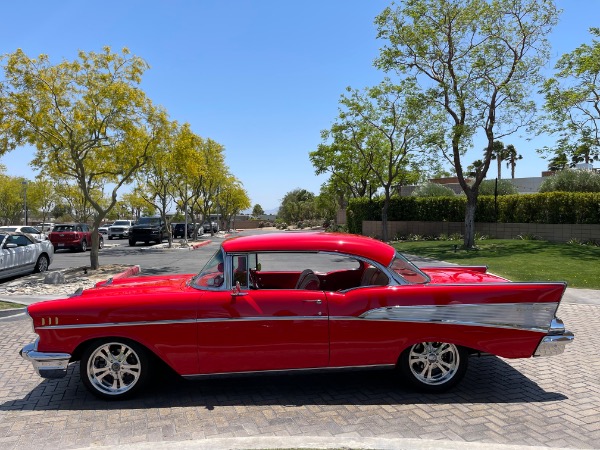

108,220,135,240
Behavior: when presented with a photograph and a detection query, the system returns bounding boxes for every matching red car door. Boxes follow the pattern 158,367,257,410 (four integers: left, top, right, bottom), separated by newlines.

195,288,329,375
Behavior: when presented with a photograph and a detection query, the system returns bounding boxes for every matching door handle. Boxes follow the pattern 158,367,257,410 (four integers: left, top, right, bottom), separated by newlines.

303,299,322,305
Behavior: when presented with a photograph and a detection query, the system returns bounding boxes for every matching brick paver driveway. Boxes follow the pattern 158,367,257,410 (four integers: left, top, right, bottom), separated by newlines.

0,302,598,449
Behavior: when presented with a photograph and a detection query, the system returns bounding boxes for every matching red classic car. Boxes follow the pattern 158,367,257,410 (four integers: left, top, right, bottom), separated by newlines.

21,232,573,400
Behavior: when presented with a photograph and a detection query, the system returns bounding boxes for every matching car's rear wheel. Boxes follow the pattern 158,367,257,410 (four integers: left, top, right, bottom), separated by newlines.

108,236,113,240
33,254,49,273
81,339,149,400
398,342,467,393
129,240,136,246
80,240,87,252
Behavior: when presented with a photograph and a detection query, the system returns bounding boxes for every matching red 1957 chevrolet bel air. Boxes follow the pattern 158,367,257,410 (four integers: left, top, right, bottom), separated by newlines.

21,232,573,399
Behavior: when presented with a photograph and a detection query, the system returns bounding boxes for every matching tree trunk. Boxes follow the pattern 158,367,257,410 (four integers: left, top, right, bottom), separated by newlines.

463,192,477,249
89,217,104,270
381,189,390,242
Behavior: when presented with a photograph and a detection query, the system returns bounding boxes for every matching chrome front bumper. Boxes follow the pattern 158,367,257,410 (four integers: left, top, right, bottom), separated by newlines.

534,318,574,357
20,341,71,379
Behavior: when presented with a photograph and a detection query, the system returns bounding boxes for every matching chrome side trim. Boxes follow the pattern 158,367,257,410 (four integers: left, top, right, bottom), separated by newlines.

182,363,396,380
37,318,198,330
35,302,559,333
36,316,328,330
355,302,559,333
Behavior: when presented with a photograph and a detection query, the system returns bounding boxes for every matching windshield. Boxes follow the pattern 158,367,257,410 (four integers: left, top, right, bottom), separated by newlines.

191,249,225,289
0,227,17,232
389,252,430,284
138,217,161,225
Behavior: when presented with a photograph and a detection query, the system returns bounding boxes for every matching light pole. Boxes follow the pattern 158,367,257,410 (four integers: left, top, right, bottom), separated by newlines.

22,180,28,226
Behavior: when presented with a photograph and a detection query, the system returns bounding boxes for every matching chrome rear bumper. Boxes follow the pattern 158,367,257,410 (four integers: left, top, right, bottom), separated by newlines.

534,318,574,357
20,341,71,379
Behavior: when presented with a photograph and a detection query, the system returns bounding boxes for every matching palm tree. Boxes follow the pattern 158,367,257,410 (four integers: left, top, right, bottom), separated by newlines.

505,144,522,178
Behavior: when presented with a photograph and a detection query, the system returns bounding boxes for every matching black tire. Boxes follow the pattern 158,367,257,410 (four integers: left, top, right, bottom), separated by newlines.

398,342,468,393
129,240,136,246
108,236,113,240
33,254,49,273
80,240,87,252
80,339,149,400
98,237,104,249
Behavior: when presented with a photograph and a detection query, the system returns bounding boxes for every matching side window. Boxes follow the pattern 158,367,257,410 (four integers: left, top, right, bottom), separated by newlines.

12,235,32,246
251,252,363,291
82,224,89,232
232,255,249,288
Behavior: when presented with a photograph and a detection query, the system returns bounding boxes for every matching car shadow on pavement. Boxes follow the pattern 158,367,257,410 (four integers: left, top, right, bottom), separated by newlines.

2,357,566,411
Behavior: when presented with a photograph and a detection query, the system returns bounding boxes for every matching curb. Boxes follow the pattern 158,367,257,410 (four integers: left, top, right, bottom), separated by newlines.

190,240,212,249
0,306,26,317
112,264,140,279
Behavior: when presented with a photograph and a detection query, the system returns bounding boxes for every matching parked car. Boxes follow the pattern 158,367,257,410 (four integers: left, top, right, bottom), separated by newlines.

20,232,573,400
38,223,55,233
48,223,104,252
98,223,113,235
128,217,169,246
0,231,54,280
108,220,135,240
172,223,197,239
202,221,218,233
0,225,47,241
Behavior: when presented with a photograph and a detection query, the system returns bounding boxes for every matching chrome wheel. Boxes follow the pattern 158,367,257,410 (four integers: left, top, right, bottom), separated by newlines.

399,342,467,392
34,255,49,273
81,340,147,399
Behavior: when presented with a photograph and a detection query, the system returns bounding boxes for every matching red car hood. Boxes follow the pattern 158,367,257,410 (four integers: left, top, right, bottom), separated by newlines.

421,266,509,284
87,273,194,297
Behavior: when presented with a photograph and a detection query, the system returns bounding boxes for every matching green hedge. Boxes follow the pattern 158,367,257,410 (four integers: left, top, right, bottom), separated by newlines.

347,193,600,234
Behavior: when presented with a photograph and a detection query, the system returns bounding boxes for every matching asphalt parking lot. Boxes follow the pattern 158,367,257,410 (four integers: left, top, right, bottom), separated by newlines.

0,232,598,449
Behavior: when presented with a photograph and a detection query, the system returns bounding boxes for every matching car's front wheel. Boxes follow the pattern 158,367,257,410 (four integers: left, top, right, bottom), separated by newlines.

398,342,468,393
129,240,136,246
33,254,49,273
98,237,104,249
80,240,87,252
80,339,149,400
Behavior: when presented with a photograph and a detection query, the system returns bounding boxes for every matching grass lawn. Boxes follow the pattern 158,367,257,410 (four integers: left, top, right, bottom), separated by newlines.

393,239,600,290
0,301,22,310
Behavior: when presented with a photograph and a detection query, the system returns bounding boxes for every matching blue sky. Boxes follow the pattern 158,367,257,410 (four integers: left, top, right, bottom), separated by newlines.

1,0,599,211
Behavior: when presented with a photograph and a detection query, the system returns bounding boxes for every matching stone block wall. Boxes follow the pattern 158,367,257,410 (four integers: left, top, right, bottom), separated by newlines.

362,221,600,243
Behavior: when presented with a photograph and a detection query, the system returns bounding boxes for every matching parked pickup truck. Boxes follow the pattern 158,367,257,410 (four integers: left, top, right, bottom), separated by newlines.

108,220,135,240
128,217,169,246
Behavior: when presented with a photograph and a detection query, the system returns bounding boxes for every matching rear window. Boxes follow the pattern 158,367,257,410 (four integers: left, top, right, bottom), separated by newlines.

0,227,17,232
54,225,75,232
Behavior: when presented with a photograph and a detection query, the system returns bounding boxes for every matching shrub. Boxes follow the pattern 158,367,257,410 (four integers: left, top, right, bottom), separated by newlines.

411,182,456,197
478,179,519,195
539,169,600,193
347,191,600,233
